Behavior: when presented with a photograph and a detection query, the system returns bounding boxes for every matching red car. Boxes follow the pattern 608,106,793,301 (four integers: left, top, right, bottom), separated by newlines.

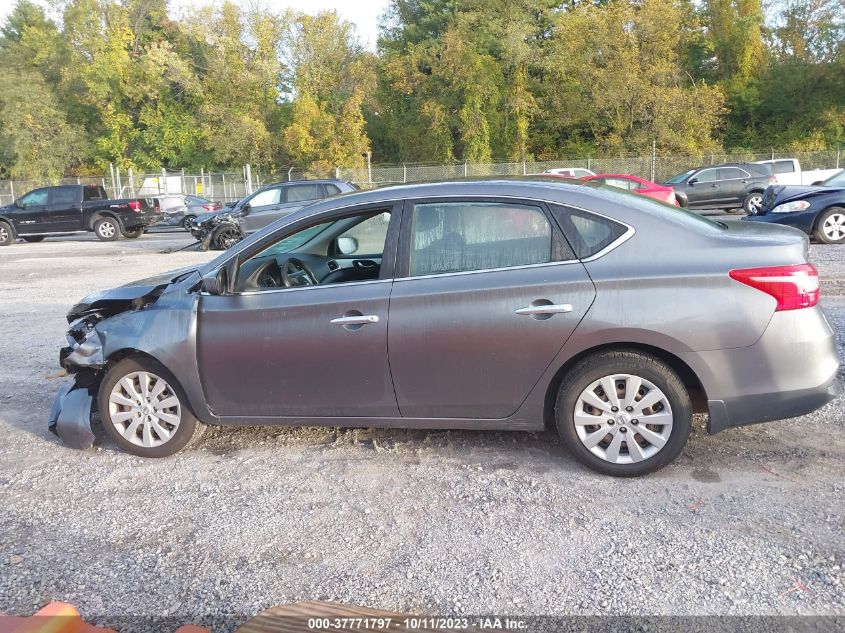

581,174,679,206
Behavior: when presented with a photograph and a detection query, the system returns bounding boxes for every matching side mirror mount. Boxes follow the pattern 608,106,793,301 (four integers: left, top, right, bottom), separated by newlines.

688,177,698,186
240,203,251,216
337,236,359,255
202,268,228,295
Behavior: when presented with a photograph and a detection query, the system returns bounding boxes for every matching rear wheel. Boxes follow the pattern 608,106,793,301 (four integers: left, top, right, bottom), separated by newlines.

0,221,13,246
121,226,143,239
743,192,764,215
94,217,120,241
814,207,845,244
22,235,45,242
555,350,692,477
99,356,205,457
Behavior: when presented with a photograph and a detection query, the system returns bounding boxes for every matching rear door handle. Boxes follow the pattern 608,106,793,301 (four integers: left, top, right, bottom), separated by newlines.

515,304,572,316
330,315,379,326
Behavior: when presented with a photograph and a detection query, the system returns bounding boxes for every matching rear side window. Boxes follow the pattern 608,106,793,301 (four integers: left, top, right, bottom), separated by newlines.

773,161,795,174
49,186,77,205
550,205,627,259
720,167,749,179
409,201,559,277
324,184,341,196
285,184,320,203
83,186,106,201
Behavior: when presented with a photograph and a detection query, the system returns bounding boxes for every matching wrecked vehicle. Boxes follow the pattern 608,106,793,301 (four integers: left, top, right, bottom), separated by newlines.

189,179,356,250
52,179,838,476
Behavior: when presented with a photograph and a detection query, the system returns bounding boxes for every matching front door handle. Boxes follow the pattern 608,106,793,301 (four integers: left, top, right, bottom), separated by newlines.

330,315,379,326
515,304,573,316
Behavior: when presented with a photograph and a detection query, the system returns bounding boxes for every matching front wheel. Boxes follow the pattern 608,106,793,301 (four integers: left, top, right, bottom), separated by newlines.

98,356,205,457
182,215,196,231
743,192,764,215
555,350,692,477
94,217,120,241
0,221,13,246
814,207,845,244
211,224,243,250
121,226,144,239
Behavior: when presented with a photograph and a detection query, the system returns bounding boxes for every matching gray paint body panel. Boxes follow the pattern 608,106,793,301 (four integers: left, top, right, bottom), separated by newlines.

53,179,839,445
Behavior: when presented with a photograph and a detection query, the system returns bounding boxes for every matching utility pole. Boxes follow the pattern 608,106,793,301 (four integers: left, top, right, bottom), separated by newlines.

651,141,657,182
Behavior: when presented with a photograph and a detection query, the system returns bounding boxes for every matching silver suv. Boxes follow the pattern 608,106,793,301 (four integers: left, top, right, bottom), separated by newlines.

191,179,357,249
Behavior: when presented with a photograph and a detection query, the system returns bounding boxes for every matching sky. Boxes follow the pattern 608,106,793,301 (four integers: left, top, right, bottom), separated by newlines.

0,0,393,50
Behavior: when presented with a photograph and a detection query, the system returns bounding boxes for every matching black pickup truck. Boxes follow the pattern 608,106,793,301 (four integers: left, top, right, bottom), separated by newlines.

0,184,159,246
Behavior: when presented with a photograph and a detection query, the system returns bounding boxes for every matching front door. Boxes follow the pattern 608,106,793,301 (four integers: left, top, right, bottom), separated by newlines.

9,188,50,233
686,168,722,207
388,198,596,419
197,204,401,419
238,185,284,234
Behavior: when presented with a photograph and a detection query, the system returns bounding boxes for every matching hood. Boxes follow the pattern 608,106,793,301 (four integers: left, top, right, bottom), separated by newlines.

194,208,232,226
764,184,845,210
67,267,199,322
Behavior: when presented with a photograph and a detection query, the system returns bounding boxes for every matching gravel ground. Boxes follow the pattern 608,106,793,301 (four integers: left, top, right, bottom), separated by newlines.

0,229,843,629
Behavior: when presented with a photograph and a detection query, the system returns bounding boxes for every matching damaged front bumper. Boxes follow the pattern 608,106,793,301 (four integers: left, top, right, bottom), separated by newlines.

50,315,107,450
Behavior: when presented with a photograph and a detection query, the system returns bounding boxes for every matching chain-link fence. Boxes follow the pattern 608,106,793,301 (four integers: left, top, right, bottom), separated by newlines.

1,148,841,205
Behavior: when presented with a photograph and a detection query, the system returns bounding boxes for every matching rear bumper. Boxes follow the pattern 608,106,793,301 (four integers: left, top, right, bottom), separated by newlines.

679,306,840,433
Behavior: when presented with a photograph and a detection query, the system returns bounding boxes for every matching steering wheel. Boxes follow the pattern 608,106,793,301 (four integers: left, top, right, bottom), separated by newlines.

281,257,317,287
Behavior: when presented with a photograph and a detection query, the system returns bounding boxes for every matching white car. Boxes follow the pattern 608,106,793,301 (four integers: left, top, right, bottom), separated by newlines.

542,168,596,178
754,158,842,186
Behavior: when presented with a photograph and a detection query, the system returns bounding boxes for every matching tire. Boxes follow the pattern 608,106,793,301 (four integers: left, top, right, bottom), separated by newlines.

98,356,206,457
182,215,196,231
0,221,13,246
121,226,143,239
555,350,692,477
814,207,845,244
211,225,242,250
94,217,120,241
743,192,764,215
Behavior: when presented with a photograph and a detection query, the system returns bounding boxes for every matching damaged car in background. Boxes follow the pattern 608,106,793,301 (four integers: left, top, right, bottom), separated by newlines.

190,178,357,251
51,178,838,476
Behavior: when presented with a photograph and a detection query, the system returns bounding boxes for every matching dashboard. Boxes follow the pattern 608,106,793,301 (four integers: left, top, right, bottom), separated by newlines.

236,253,382,291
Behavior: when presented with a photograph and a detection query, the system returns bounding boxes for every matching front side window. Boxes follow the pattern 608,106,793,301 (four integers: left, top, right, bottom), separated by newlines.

695,169,719,183
285,184,320,203
409,201,553,277
19,189,48,207
248,187,282,208
336,212,391,256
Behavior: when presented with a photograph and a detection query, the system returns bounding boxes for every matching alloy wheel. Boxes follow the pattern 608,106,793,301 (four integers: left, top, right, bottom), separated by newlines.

573,373,673,464
98,221,116,239
108,371,181,447
823,213,845,241
746,194,763,214
0,227,8,242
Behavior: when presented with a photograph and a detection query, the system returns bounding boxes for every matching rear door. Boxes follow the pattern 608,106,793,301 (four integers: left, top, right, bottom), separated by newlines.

47,186,82,231
719,167,752,204
387,197,596,419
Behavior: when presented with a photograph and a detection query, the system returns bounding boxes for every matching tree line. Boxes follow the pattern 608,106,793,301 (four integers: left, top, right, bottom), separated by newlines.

0,0,843,181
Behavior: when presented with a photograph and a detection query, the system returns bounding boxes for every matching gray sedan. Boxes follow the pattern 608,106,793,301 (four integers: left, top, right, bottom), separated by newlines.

50,179,838,476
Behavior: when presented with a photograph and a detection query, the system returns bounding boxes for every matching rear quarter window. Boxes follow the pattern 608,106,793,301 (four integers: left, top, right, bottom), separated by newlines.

550,205,627,259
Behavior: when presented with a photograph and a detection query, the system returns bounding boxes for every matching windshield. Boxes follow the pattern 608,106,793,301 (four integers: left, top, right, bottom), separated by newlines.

256,221,333,257
665,169,696,184
821,170,845,187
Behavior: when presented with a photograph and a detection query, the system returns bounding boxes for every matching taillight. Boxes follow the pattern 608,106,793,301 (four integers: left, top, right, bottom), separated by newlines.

203,204,215,211
768,176,777,184
128,200,141,212
729,264,819,311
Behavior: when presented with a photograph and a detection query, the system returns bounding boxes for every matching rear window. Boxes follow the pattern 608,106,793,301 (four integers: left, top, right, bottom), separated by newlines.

773,160,796,174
